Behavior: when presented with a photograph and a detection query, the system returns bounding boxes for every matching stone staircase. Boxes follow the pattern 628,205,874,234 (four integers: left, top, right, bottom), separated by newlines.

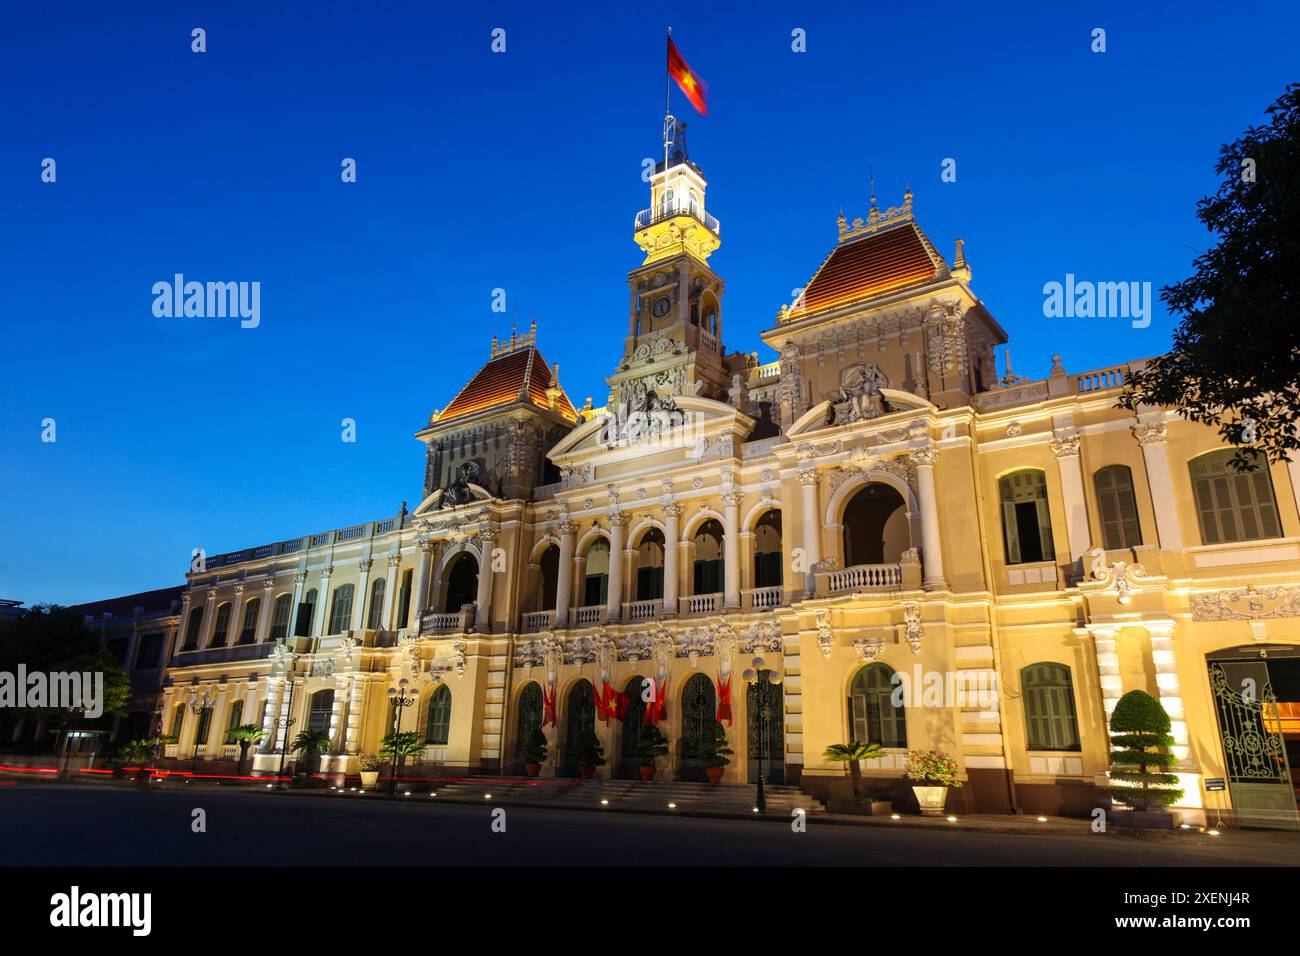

421,777,825,817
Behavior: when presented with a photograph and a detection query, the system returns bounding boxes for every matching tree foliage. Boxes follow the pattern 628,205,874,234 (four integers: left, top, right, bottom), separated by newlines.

1107,690,1184,811
0,605,130,720
1120,84,1300,469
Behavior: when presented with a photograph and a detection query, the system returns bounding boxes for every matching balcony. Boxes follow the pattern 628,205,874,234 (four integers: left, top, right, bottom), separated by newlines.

573,605,604,626
623,599,661,622
819,563,904,596
744,586,784,610
420,608,474,636
521,610,556,633
680,592,723,615
634,196,720,235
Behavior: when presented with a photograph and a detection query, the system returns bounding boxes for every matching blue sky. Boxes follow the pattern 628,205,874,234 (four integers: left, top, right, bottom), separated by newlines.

2,1,1296,605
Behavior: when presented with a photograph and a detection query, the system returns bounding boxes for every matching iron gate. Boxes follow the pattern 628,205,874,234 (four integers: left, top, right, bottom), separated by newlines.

561,679,595,777
678,673,716,781
747,673,785,784
1209,661,1298,830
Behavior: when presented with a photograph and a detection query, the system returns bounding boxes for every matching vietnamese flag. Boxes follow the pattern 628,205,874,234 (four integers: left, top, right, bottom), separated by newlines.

668,37,708,115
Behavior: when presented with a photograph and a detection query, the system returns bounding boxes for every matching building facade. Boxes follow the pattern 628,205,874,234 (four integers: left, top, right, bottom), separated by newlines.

153,141,1300,827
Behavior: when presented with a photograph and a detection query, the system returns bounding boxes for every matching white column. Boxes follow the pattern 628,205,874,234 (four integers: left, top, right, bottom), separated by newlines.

1078,625,1123,719
1144,619,1191,764
289,570,307,639
351,559,373,632
474,527,500,632
176,594,193,652
226,584,245,647
327,675,349,751
198,589,218,648
381,555,401,630
312,567,333,637
1050,433,1092,566
722,491,742,608
662,504,682,616
555,520,576,626
345,677,366,754
410,539,435,630
798,469,821,596
909,447,948,590
606,514,627,623
255,577,275,642
1134,421,1184,551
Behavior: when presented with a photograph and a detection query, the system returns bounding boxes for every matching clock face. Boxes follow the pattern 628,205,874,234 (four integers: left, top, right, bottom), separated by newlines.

651,295,671,318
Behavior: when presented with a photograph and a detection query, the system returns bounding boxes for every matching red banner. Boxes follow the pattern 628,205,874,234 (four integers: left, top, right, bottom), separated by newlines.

716,674,732,727
542,683,556,727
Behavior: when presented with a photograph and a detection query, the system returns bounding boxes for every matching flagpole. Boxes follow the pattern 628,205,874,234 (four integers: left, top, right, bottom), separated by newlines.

662,26,672,210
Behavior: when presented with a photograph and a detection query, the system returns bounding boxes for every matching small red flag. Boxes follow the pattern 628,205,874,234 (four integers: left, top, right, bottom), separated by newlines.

668,37,708,116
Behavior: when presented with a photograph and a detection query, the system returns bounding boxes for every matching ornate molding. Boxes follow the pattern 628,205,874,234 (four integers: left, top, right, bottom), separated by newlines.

1133,422,1168,446
1049,434,1081,458
901,602,923,654
815,608,834,659
1191,585,1300,622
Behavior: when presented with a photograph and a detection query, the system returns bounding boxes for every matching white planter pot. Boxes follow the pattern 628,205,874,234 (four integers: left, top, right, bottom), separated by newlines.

912,785,948,816
360,771,379,791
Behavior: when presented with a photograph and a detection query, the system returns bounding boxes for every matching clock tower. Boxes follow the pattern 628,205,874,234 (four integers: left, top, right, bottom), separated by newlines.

608,125,731,417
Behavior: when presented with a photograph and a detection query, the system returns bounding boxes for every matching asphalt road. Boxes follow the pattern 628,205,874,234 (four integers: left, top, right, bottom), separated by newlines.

1,784,1296,867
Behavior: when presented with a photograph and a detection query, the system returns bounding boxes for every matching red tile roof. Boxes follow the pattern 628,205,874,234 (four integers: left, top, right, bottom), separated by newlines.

436,346,577,425
794,221,944,316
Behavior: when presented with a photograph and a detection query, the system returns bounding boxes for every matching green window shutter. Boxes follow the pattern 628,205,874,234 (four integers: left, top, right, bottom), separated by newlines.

1002,500,1021,564
1034,497,1054,560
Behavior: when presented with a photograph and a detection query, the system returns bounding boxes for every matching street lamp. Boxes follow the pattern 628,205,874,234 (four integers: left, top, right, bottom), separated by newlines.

274,672,300,789
742,657,783,814
188,689,214,777
386,678,418,796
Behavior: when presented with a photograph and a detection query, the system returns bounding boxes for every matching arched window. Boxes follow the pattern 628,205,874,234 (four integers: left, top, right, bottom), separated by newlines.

1094,465,1142,550
1189,449,1281,545
842,483,908,566
170,703,185,738
999,470,1054,565
425,684,452,746
183,605,204,650
536,545,560,610
1021,663,1081,752
328,584,355,635
210,603,232,648
307,690,334,735
754,510,783,587
515,682,543,772
269,593,292,642
194,704,213,748
397,569,413,627
584,540,610,606
619,675,648,778
238,598,260,645
849,663,906,749
561,679,596,777
366,577,386,630
295,589,317,637
225,699,244,743
636,529,665,601
444,553,479,613
693,520,724,595
679,673,717,781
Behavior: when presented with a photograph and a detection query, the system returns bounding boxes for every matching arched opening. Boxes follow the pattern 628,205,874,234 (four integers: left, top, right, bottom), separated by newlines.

238,598,260,645
366,577,386,630
513,682,543,775
753,510,783,588
295,588,317,637
842,483,908,567
849,663,907,749
535,545,559,611
210,603,232,648
561,680,596,778
693,519,725,595
1020,663,1080,752
636,528,666,601
327,584,354,635
397,569,413,627
303,689,334,774
1189,449,1281,544
443,553,479,614
183,605,204,650
678,673,717,781
583,540,610,606
270,593,292,641
425,684,452,747
618,675,648,779
999,470,1054,565
224,699,244,744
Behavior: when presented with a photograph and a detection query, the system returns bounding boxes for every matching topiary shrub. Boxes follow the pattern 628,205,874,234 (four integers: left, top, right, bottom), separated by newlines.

1107,690,1184,811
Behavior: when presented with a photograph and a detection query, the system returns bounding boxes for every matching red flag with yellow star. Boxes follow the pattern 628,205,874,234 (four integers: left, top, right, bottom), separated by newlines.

668,37,707,115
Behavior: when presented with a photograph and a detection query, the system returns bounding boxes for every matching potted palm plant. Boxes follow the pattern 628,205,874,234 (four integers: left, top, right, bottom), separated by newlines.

573,729,606,779
356,753,382,790
520,727,548,777
228,723,266,776
118,739,150,780
700,719,734,784
823,740,891,814
903,749,963,816
290,729,332,782
636,724,669,781
379,731,426,792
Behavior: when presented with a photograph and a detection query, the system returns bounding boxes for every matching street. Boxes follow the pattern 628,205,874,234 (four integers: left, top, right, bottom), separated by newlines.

1,784,1295,866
